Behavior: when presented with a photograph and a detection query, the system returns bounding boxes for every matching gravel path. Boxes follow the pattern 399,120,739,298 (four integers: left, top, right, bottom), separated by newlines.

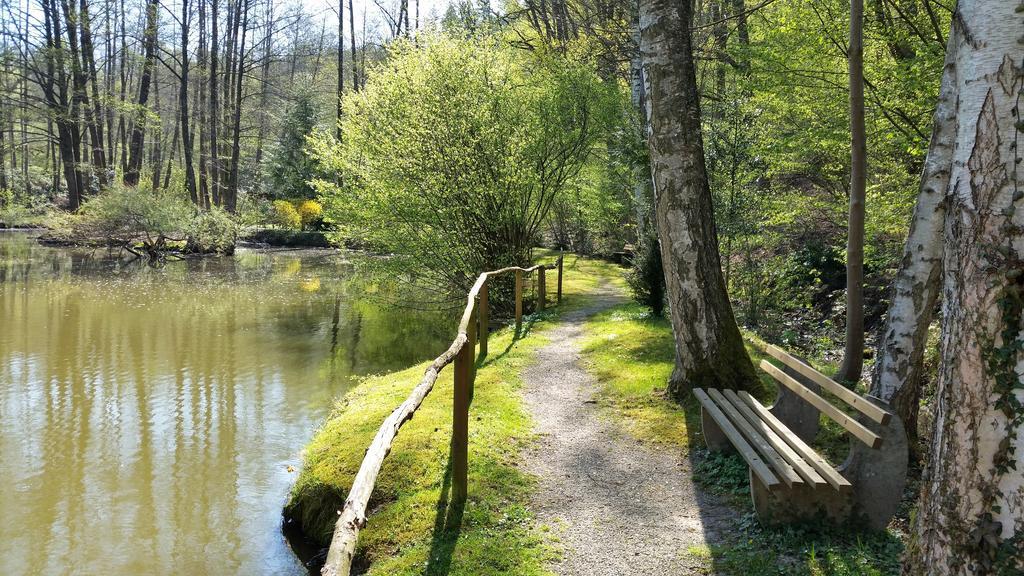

522,287,732,576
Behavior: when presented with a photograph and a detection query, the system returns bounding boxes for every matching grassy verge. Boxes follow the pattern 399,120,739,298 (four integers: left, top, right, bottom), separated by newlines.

577,299,905,575
285,255,623,575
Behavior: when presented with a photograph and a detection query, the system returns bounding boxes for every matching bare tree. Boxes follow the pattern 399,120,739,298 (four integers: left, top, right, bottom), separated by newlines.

124,0,158,186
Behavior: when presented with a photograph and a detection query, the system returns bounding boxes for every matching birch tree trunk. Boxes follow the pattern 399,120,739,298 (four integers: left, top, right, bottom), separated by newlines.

906,2,1024,572
869,29,958,454
639,0,760,398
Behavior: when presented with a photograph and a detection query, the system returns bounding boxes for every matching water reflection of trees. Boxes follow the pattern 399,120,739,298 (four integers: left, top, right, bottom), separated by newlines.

0,234,455,574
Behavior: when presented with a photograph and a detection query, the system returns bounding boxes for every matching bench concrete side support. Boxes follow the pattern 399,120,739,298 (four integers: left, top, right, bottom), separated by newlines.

839,396,909,530
749,470,852,526
701,406,734,453
768,360,821,444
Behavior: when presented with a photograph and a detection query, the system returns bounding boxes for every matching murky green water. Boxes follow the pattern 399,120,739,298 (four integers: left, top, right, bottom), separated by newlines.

0,231,452,575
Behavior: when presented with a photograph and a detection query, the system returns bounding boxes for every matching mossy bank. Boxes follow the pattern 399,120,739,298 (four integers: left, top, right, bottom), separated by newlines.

283,255,624,575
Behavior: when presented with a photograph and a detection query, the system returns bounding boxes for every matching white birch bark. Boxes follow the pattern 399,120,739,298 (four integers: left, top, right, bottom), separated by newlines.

869,28,959,439
909,1,1024,572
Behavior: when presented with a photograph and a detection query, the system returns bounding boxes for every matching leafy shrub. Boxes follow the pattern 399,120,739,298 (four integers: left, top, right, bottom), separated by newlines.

273,199,302,229
186,207,238,254
52,183,236,256
0,188,47,228
296,200,323,230
311,33,616,289
73,183,194,243
627,226,665,316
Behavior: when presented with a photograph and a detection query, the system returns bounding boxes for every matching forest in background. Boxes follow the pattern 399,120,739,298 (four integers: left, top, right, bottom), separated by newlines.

0,0,948,352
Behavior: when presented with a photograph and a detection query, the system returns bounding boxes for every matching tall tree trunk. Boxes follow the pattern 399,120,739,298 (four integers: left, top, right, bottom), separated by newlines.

198,0,210,207
837,0,867,383
349,0,357,91
21,0,30,196
252,0,273,193
116,0,128,173
209,0,220,206
103,0,115,168
179,0,198,203
869,29,958,457
639,0,760,397
630,17,649,236
40,0,84,208
905,2,1023,573
164,103,180,191
59,0,88,196
225,0,248,213
124,0,158,186
79,0,108,186
342,0,350,139
150,67,163,189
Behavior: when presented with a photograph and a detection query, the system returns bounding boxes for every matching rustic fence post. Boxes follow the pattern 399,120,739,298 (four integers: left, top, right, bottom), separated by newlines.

479,279,489,357
452,304,475,503
538,266,546,311
467,297,478,385
557,253,564,303
515,269,523,333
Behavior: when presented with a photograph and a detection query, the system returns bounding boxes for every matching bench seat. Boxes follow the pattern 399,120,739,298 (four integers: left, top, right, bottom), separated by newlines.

694,388,849,493
691,345,909,529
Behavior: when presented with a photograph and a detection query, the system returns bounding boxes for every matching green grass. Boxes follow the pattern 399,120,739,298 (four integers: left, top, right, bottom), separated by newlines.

577,299,905,576
286,255,624,575
682,522,904,576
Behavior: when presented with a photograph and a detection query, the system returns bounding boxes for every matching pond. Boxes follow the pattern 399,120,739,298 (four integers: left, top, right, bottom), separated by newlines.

0,231,454,575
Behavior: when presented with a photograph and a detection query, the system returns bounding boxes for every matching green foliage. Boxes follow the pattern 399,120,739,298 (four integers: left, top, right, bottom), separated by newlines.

267,89,320,201
687,520,904,575
272,199,302,229
703,0,948,355
185,207,238,254
312,33,616,289
693,449,751,505
73,182,196,242
0,188,49,228
56,183,236,255
626,226,665,316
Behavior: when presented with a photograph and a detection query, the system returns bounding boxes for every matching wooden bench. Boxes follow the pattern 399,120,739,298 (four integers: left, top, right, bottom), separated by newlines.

693,345,908,529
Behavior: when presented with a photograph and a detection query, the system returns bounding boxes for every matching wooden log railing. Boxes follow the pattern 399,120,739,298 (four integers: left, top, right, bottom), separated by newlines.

320,254,565,576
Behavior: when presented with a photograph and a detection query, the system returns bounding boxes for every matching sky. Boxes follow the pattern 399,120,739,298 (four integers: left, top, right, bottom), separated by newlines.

298,0,457,43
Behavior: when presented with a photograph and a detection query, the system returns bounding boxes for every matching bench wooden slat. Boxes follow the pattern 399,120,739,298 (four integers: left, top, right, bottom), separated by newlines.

721,389,827,489
694,388,780,490
765,344,891,425
706,388,803,487
760,361,883,449
737,391,853,493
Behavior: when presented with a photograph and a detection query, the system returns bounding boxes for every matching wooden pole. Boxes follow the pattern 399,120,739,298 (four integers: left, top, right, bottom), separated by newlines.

452,315,473,503
467,298,478,385
479,280,489,357
557,254,563,303
514,269,523,333
538,267,546,311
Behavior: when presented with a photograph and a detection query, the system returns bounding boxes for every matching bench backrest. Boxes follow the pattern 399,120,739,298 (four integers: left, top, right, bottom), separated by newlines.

760,345,888,449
